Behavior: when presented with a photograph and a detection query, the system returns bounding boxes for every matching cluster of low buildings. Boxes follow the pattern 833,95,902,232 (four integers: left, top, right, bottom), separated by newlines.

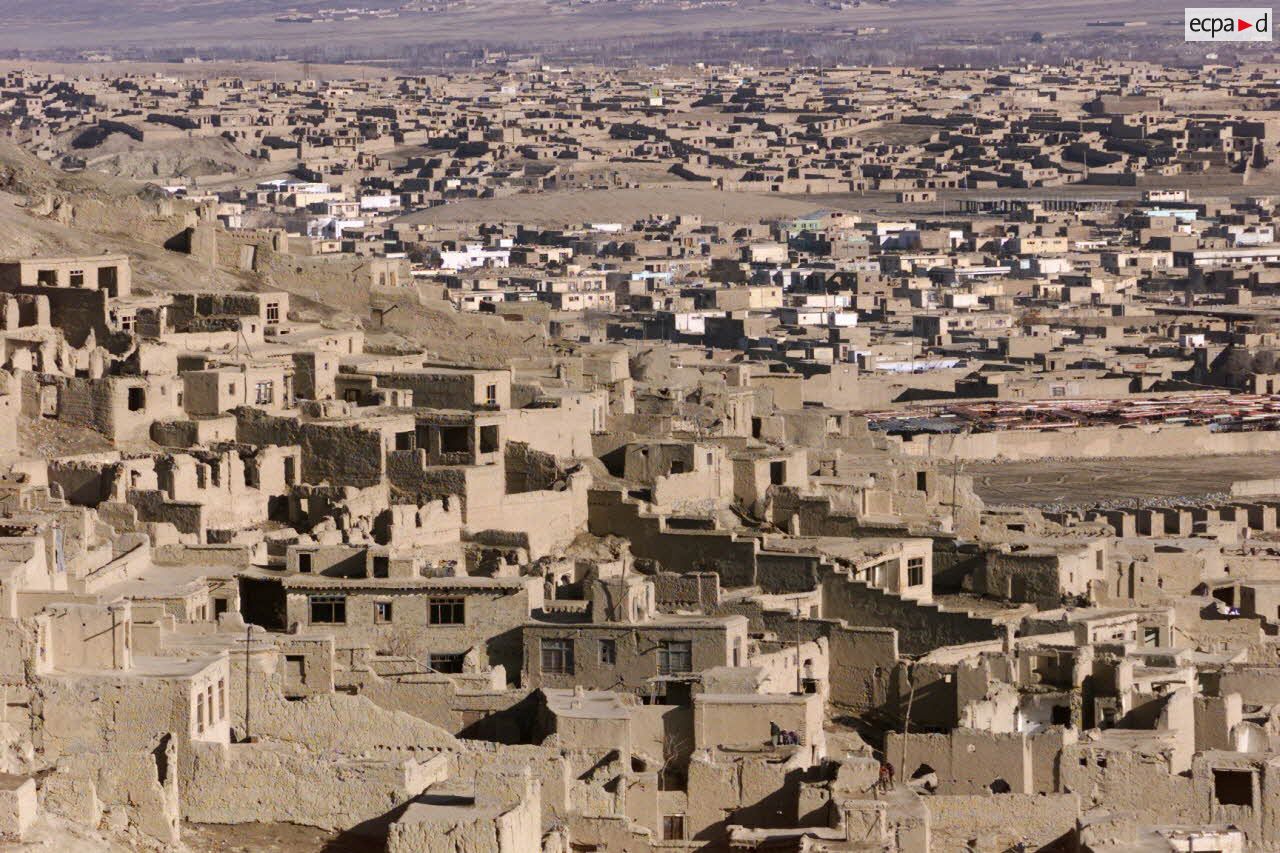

4,58,1280,853
3,61,1280,215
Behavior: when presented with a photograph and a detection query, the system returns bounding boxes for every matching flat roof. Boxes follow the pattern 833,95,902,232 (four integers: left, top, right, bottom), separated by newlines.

543,688,634,719
52,651,224,680
241,568,530,593
92,561,238,601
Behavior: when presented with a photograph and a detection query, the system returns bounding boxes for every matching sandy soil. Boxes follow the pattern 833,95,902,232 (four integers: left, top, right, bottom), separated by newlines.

969,454,1280,508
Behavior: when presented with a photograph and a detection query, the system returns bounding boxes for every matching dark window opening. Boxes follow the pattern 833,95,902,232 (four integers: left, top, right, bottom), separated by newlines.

99,266,118,296
395,430,416,451
599,639,617,665
429,597,465,625
1051,705,1071,726
479,425,499,454
429,653,465,673
769,461,786,486
907,557,925,587
373,556,390,578
657,640,692,675
36,269,56,286
440,426,469,454
1214,770,1253,807
374,601,393,623
298,552,312,573
661,815,685,841
541,638,574,675
916,471,928,491
127,387,146,411
69,269,84,287
309,594,345,624
658,767,687,791
989,778,1011,794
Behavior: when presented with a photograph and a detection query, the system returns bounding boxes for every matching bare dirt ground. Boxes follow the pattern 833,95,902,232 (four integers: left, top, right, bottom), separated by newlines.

424,170,1280,228
803,173,1280,217
71,133,260,181
969,454,1280,508
0,59,394,81
182,823,368,853
0,0,1179,54
399,186,824,227
848,123,937,145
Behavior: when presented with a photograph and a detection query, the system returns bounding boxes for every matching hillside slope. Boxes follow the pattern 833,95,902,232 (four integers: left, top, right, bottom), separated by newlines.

0,144,546,366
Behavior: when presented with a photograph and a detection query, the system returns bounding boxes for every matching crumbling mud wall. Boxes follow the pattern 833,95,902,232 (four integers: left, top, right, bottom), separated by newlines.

821,571,1009,656
184,741,449,830
926,792,1080,850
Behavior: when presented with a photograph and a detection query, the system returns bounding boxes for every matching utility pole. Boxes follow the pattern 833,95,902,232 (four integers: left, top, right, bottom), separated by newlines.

243,623,252,742
793,596,803,694
950,451,960,529
903,662,916,737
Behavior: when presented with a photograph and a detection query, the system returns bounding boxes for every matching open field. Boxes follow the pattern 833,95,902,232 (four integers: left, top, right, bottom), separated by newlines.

399,186,826,226
0,0,1182,56
969,454,1280,508
783,175,1280,220
0,59,397,81
396,171,1280,228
